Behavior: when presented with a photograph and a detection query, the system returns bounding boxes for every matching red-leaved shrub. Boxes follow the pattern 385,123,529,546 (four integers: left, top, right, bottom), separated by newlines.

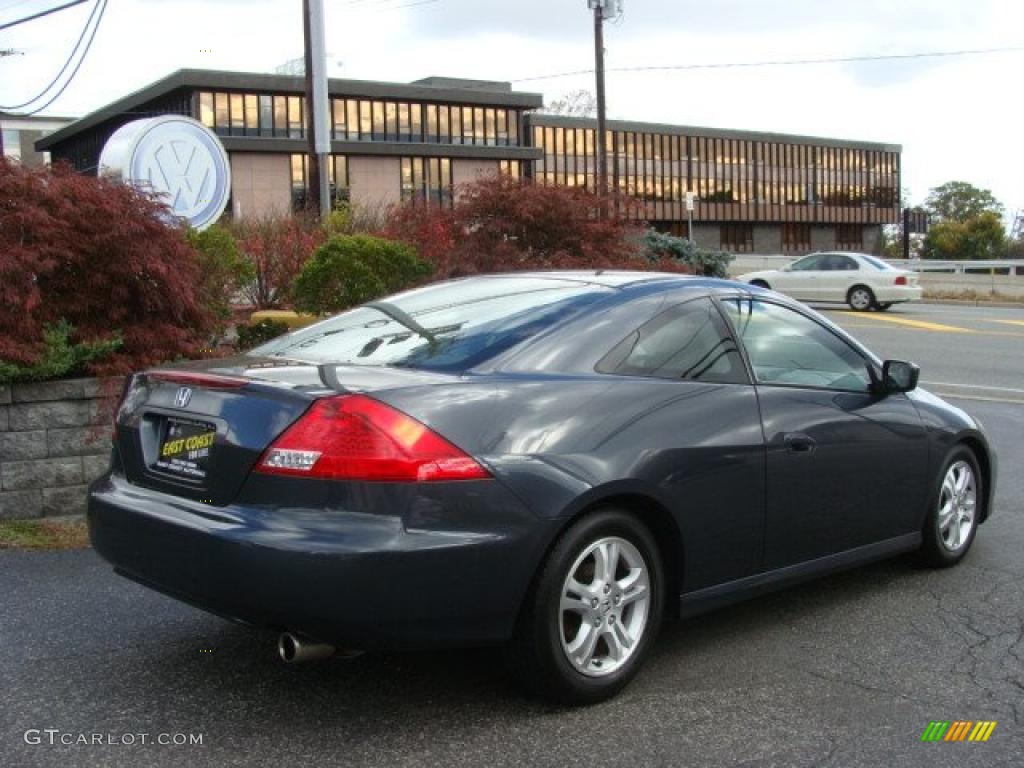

230,214,324,308
0,158,214,376
382,174,690,279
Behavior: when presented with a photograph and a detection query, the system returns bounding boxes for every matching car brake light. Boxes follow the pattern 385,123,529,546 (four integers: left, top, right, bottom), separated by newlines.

147,370,249,389
255,394,490,482
894,276,908,286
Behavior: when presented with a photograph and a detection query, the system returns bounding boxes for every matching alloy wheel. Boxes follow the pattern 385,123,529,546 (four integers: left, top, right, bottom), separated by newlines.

938,460,977,553
559,536,651,677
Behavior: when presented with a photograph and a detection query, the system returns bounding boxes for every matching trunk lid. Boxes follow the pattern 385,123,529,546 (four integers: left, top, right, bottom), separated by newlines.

114,356,459,505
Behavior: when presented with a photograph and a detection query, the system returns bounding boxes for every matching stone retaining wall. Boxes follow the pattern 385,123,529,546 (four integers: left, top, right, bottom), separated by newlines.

0,378,119,520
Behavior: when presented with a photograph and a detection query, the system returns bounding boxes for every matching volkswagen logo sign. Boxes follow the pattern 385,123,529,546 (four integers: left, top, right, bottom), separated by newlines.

173,387,193,409
99,116,231,231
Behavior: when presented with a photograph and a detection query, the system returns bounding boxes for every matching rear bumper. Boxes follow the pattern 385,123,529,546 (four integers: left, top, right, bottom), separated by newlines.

88,473,548,650
874,285,923,303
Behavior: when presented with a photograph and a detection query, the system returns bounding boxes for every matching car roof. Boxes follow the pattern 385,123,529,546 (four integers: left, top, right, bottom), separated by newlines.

469,270,700,288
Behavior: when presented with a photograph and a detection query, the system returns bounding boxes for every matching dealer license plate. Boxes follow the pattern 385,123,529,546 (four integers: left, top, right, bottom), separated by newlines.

154,419,217,481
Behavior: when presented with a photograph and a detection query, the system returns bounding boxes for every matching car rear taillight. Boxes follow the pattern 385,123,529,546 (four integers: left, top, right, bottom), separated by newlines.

112,375,135,442
255,394,490,482
894,275,908,286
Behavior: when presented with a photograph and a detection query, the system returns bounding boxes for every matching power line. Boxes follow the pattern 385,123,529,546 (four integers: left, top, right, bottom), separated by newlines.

0,0,100,110
511,45,1024,83
0,0,90,31
6,0,106,117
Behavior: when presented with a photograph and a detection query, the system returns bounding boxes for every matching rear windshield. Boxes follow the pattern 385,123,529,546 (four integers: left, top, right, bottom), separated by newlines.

251,276,613,371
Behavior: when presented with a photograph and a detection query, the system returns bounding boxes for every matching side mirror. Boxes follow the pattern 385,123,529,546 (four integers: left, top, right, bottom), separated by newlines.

881,360,920,394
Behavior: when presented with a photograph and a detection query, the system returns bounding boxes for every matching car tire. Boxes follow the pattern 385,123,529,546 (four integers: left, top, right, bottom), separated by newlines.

749,279,770,289
876,302,893,311
918,445,982,568
847,285,876,311
505,508,664,705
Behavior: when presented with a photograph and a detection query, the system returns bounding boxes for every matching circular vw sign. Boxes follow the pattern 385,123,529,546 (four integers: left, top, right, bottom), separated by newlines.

99,116,231,231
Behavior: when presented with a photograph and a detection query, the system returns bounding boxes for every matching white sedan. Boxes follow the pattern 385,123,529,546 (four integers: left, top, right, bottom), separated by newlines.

737,252,922,311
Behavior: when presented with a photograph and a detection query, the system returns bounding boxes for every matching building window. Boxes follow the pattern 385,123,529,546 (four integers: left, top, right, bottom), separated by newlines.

450,107,462,145
287,97,303,139
721,223,754,253
291,154,308,211
274,95,289,137
291,154,351,210
400,157,453,207
345,99,359,140
425,104,439,142
782,223,811,252
372,101,385,141
199,92,214,128
410,103,422,142
836,224,863,251
499,160,521,179
328,155,350,205
2,129,20,160
259,95,273,137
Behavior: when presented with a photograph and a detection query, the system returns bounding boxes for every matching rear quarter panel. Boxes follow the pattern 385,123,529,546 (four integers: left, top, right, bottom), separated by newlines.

379,375,766,593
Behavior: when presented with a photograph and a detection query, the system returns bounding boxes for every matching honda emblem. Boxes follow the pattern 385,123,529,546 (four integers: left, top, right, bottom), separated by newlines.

173,387,193,409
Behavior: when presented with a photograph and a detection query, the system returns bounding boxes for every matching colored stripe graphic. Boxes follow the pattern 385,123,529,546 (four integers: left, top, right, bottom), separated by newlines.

921,720,996,742
945,721,972,741
921,721,949,741
969,722,997,742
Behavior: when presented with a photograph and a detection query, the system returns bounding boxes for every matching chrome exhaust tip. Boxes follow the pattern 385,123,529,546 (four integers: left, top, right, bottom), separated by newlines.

277,632,336,664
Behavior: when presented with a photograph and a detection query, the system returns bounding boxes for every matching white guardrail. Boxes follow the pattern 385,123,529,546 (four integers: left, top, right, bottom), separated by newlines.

887,259,1024,274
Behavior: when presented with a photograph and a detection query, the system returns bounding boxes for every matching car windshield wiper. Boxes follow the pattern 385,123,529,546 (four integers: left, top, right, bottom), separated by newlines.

363,301,437,346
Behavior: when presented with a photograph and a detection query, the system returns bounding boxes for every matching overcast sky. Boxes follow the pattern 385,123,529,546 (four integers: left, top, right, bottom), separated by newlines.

2,0,1022,219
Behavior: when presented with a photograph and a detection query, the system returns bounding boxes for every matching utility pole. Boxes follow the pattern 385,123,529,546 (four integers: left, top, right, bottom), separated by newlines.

902,207,911,261
588,0,611,201
302,0,331,219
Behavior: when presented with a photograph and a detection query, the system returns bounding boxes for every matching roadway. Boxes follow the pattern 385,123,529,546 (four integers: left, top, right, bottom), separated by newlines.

2,300,1023,768
818,302,1024,401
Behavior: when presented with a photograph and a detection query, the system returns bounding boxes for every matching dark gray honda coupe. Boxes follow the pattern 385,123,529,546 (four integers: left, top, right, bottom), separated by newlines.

88,271,995,703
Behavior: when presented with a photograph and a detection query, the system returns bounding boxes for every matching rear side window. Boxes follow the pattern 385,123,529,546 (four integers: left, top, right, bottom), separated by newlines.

597,297,748,384
822,254,858,271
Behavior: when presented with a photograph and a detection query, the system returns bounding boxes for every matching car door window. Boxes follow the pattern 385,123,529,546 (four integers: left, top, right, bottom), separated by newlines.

722,298,871,391
822,254,858,271
598,297,748,384
789,254,824,271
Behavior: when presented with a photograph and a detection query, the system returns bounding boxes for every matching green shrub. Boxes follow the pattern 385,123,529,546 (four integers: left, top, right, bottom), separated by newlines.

186,225,254,337
0,320,121,384
640,229,734,278
235,319,291,351
292,235,431,314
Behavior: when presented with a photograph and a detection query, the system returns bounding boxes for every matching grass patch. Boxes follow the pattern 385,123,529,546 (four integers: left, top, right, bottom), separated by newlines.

0,517,90,550
923,289,1024,304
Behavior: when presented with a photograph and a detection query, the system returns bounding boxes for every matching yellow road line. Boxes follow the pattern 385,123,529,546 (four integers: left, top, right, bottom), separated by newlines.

989,319,1024,327
834,312,975,333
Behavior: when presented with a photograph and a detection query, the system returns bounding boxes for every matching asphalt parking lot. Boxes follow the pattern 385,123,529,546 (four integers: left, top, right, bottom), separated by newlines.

2,301,1022,768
